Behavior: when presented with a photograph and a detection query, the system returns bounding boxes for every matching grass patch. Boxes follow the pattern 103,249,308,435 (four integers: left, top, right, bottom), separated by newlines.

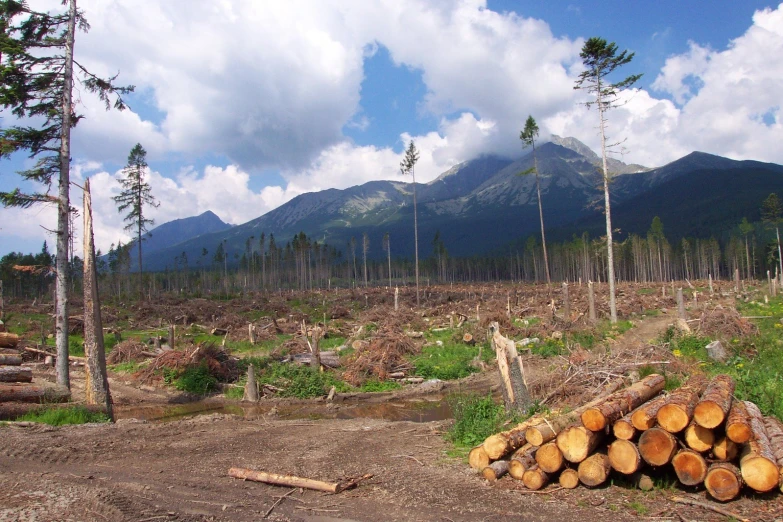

173,364,218,395
412,341,489,380
446,393,506,448
628,502,648,516
225,381,245,399
18,405,110,426
358,378,401,392
320,336,347,350
530,338,565,358
256,362,349,398
110,361,142,374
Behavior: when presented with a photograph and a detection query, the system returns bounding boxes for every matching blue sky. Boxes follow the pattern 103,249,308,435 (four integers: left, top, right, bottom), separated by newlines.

1,0,782,257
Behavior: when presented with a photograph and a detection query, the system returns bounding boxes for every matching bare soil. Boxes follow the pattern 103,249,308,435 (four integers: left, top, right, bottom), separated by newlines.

1,282,780,521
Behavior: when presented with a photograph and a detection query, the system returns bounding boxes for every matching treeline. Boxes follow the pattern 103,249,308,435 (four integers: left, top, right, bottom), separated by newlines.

2,217,778,302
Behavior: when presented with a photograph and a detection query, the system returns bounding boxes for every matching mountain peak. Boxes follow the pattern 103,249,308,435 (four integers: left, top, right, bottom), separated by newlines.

550,135,599,160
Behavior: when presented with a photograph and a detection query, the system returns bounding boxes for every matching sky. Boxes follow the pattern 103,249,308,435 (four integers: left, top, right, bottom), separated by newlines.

1,0,781,258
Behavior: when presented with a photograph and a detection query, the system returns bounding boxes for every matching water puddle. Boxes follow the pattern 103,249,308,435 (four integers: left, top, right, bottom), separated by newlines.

114,397,453,423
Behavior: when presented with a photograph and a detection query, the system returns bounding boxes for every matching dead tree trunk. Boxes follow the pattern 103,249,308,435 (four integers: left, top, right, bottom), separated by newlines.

83,178,112,419
243,365,259,402
587,280,596,323
490,322,529,413
612,411,636,440
0,367,32,383
0,354,23,366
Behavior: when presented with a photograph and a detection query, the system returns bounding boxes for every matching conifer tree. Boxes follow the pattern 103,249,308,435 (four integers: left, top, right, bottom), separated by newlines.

519,115,550,285
400,141,421,305
761,193,783,280
0,0,133,387
574,37,642,323
113,143,158,298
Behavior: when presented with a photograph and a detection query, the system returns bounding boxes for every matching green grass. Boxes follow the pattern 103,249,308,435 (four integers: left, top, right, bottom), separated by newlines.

530,338,565,358
413,342,489,380
225,382,245,399
18,405,110,425
320,336,347,350
358,378,401,392
628,502,649,516
173,364,219,395
110,361,142,374
446,393,506,448
256,362,349,398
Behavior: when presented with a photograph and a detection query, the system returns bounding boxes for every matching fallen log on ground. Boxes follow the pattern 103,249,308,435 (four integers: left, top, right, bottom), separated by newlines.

578,452,611,487
739,401,779,492
0,367,32,383
0,332,20,348
525,377,625,446
638,427,678,466
0,383,70,403
227,467,370,494
693,374,734,429
469,445,491,471
705,462,743,502
481,413,549,460
672,449,708,486
522,464,549,490
0,354,23,365
482,460,509,483
607,439,641,475
23,346,86,363
657,375,707,433
726,400,752,443
580,374,664,431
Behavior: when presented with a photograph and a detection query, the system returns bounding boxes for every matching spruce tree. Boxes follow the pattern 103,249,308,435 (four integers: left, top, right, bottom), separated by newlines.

574,37,642,323
0,0,133,387
519,115,550,285
113,143,158,298
400,141,421,306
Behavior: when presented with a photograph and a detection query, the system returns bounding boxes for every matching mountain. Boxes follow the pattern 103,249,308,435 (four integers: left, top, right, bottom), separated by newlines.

550,134,649,175
138,139,783,271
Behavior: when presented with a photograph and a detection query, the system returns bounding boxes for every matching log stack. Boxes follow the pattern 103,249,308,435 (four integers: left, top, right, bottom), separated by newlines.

0,349,70,408
473,373,783,502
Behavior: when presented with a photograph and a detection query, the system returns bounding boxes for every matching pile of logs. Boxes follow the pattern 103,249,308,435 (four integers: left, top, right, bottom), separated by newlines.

0,333,70,406
470,373,783,502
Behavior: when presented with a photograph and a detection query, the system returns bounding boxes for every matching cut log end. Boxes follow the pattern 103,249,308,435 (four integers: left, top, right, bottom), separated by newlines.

578,453,611,487
694,401,728,430
608,439,641,475
638,427,678,467
713,436,738,462
612,419,636,441
657,404,691,433
705,462,743,502
684,422,715,453
469,446,490,471
556,426,603,464
740,455,779,493
483,434,510,461
482,460,509,483
559,468,580,489
672,449,708,486
535,442,564,474
522,465,549,491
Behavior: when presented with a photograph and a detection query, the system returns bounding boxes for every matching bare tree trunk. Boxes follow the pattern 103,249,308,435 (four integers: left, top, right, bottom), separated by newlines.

532,143,550,285
596,79,617,323
413,172,420,307
83,178,112,418
587,280,596,323
55,0,77,389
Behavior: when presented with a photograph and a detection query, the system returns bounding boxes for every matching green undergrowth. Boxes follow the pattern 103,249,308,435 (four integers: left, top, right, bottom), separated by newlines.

662,296,783,419
412,328,493,380
17,405,110,426
529,319,634,357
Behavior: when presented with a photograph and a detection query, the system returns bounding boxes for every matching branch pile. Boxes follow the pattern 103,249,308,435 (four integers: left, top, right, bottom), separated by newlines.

134,343,238,384
342,326,419,385
471,372,783,502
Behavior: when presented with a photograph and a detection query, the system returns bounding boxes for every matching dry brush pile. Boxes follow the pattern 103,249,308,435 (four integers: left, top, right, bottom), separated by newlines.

470,373,783,503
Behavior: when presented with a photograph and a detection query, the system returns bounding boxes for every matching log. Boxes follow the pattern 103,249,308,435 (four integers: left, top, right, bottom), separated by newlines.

684,420,714,453
535,441,564,474
726,400,752,443
522,464,549,490
629,472,654,491
763,416,783,492
227,467,366,494
672,449,708,486
705,462,743,502
525,377,626,446
0,332,19,348
23,346,86,363
693,374,734,429
578,452,611,487
508,444,538,480
0,383,70,403
211,328,228,336
481,413,548,460
580,374,665,431
468,445,491,471
638,427,678,466
0,354,23,365
556,426,603,463
612,411,636,441
713,436,738,462
740,401,779,492
482,460,509,483
607,439,641,475
0,366,32,383
657,375,707,433
559,468,580,489
630,394,668,431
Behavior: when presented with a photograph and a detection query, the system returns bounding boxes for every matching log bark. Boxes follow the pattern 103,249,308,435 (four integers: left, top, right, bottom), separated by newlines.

693,374,734,429
525,377,625,446
469,445,491,471
672,449,708,486
559,468,580,489
522,464,549,490
739,401,779,492
578,452,611,487
0,332,20,348
556,426,603,463
612,411,636,440
726,400,752,444
684,420,714,453
508,444,538,480
713,436,738,462
705,462,743,502
630,394,668,431
482,413,548,460
481,460,509,483
638,427,678,466
0,354,23,365
763,416,783,492
607,439,641,475
581,374,665,431
227,467,365,493
0,383,70,403
0,367,32,383
535,441,564,474
657,375,707,433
